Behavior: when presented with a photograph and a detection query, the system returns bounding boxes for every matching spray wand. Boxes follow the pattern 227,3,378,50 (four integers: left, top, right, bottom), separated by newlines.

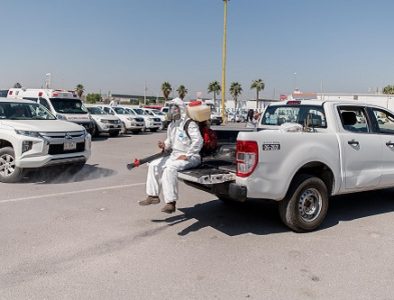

126,150,172,170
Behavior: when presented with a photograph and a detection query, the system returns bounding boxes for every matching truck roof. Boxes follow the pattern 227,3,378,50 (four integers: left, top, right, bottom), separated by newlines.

269,99,366,107
0,97,35,104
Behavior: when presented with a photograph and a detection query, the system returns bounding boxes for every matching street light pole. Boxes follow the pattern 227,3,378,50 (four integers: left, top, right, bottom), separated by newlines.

221,0,229,122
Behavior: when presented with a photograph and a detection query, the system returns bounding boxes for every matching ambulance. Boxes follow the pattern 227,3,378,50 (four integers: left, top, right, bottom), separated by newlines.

7,88,95,134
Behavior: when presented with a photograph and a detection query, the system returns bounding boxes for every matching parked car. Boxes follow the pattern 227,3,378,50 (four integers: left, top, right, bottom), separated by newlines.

143,108,167,130
96,105,145,134
86,106,122,137
0,98,91,183
126,107,162,132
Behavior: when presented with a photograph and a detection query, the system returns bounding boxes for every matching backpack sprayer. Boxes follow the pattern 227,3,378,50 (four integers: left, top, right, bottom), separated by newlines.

126,149,172,170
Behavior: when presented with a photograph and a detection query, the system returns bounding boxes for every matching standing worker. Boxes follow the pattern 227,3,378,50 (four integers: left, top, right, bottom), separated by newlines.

139,103,203,213
246,109,260,128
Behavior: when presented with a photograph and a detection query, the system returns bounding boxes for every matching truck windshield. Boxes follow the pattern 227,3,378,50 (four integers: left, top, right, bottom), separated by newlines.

87,107,106,115
262,105,327,128
133,108,144,115
0,102,56,120
113,107,128,115
50,98,88,114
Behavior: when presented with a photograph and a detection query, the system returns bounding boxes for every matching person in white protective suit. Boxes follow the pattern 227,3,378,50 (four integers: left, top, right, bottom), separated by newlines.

139,103,203,213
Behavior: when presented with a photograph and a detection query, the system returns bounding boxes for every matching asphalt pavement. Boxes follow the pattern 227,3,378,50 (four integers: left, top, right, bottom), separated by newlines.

1,126,394,300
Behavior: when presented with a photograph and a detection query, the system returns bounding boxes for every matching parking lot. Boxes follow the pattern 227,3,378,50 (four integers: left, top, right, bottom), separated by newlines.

1,128,394,300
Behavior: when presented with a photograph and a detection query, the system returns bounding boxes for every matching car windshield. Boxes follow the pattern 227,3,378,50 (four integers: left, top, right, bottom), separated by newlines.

113,107,129,115
125,109,136,115
50,98,88,114
152,110,164,115
0,102,56,120
262,105,327,128
87,107,106,115
133,108,144,115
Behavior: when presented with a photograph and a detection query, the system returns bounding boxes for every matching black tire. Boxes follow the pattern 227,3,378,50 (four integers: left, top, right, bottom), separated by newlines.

132,130,141,134
120,122,127,134
278,175,329,232
109,130,120,137
150,128,158,132
0,147,24,183
92,125,100,137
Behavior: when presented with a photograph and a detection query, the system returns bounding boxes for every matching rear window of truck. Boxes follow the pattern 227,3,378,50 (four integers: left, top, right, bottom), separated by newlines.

261,105,327,128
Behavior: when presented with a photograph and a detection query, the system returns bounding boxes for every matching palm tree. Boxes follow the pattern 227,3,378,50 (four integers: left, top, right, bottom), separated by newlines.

208,81,221,107
161,82,172,103
176,85,188,100
229,82,242,111
250,79,265,109
75,84,85,99
383,85,394,95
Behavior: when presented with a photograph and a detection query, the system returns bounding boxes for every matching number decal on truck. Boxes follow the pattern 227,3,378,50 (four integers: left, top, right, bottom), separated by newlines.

262,143,280,151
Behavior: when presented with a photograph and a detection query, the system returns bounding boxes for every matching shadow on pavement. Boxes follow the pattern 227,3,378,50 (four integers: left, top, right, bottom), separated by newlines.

20,164,116,184
323,188,394,228
152,199,287,236
152,188,394,236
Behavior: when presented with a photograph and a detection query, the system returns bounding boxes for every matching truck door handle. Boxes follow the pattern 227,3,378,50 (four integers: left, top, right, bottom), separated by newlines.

348,139,359,146
386,141,394,148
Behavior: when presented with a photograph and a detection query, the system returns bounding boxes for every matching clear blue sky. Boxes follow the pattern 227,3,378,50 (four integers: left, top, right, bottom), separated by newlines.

1,0,394,99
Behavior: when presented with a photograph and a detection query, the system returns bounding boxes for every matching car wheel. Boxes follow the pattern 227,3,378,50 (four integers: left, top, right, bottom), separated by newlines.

150,128,158,132
92,125,100,137
120,122,127,134
278,175,329,232
109,130,120,137
0,147,24,183
132,130,141,134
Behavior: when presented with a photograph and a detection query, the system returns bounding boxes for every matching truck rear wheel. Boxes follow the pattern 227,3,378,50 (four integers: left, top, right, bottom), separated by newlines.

278,175,329,232
0,147,24,183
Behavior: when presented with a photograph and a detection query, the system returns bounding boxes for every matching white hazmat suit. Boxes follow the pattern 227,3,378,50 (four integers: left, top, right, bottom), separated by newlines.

146,118,203,203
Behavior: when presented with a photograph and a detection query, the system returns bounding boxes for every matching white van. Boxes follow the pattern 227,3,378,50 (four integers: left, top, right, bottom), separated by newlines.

7,88,95,134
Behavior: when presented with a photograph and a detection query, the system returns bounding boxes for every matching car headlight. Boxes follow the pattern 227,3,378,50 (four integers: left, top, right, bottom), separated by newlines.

127,117,134,121
15,130,42,138
100,119,110,124
57,114,67,120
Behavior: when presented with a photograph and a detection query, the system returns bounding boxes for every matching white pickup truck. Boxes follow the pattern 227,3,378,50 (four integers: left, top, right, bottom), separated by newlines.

0,98,91,183
178,100,394,232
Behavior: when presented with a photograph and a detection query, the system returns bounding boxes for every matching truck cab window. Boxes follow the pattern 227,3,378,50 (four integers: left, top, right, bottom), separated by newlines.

371,108,394,134
339,107,369,133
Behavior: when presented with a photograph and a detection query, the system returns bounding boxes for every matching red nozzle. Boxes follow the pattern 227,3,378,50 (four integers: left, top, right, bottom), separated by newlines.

134,159,140,167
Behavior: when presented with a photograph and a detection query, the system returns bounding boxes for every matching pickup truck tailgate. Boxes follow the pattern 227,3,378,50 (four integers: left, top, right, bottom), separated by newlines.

178,167,236,184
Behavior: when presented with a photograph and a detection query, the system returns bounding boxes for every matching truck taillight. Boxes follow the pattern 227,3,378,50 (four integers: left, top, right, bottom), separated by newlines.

236,140,258,177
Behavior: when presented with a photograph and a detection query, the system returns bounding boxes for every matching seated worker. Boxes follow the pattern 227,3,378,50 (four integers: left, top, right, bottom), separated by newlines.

139,103,203,213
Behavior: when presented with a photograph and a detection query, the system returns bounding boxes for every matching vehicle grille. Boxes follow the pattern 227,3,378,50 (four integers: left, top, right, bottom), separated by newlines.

108,120,119,124
153,118,161,122
136,118,144,122
48,142,85,155
40,131,85,138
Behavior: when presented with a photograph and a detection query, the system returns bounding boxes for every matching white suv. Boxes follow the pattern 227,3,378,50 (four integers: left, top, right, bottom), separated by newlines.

96,105,145,134
0,98,91,183
127,107,162,132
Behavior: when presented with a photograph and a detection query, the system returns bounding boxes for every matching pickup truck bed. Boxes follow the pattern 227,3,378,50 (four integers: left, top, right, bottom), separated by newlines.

178,127,250,198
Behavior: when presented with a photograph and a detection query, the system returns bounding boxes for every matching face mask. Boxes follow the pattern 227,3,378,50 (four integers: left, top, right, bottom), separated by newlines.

167,104,181,121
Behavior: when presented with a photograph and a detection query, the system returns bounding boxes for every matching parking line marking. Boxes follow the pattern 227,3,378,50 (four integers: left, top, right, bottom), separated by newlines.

0,182,146,204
